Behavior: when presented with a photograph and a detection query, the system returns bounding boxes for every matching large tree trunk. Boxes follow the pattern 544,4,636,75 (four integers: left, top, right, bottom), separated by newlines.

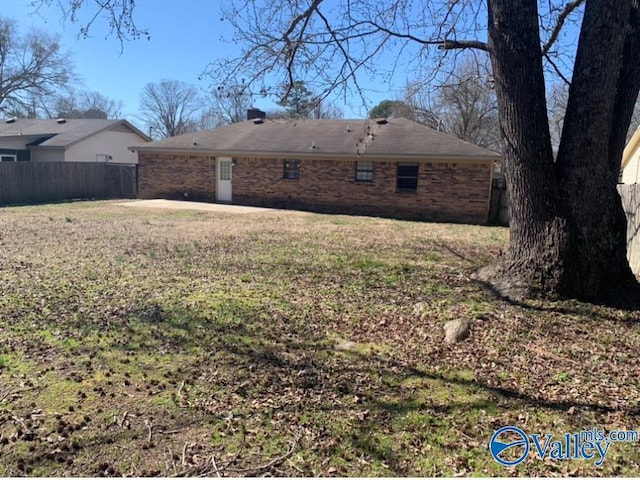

481,0,569,299
481,0,640,305
556,0,639,302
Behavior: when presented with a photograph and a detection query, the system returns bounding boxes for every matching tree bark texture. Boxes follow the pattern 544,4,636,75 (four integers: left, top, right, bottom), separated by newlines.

483,0,640,305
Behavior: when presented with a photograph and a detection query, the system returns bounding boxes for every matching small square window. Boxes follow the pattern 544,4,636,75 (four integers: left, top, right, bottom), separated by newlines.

355,161,374,182
396,163,418,192
283,159,300,179
219,159,232,181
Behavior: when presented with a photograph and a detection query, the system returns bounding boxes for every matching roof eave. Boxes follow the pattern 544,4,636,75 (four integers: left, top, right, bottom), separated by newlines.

61,120,151,148
131,146,499,162
29,145,65,151
623,126,640,168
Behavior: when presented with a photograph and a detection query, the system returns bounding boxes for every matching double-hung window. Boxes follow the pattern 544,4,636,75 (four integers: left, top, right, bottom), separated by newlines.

283,159,301,179
355,161,374,182
396,163,419,192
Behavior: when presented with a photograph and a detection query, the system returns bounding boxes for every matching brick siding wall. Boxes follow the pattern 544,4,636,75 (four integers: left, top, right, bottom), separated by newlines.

137,152,493,223
138,153,216,202
233,157,492,223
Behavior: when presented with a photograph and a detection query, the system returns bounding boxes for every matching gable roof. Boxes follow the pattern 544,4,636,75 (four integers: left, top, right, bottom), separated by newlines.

0,118,149,149
131,118,500,161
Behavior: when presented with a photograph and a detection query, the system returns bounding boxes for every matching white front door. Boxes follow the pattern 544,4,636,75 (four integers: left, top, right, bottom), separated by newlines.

217,157,233,202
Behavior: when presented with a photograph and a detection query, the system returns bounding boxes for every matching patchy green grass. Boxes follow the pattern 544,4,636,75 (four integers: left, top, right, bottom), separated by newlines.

0,200,639,476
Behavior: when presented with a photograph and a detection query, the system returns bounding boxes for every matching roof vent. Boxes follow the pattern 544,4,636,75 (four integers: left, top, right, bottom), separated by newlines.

192,141,198,146
253,118,264,124
56,118,66,124
345,124,352,132
5,117,16,123
375,117,388,125
309,141,316,150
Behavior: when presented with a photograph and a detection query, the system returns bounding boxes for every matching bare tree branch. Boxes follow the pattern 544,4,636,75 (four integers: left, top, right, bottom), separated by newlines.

31,0,149,49
544,53,572,86
0,17,75,117
438,39,489,51
542,0,586,56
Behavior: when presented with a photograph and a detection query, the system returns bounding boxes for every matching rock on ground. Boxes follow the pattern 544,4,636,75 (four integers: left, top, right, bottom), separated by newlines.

443,318,471,344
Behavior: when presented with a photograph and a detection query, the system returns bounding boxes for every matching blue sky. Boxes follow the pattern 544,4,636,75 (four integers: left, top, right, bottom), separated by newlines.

4,0,402,123
4,1,247,121
4,1,583,127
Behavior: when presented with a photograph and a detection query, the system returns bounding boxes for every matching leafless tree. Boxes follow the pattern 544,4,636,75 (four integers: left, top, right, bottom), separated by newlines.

369,58,500,152
32,0,640,305
138,80,202,138
41,89,124,119
0,17,74,116
546,82,569,153
429,56,501,152
207,82,254,125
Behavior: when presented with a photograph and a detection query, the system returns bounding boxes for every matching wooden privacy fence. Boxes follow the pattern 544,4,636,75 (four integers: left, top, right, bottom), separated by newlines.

0,162,137,206
619,184,640,276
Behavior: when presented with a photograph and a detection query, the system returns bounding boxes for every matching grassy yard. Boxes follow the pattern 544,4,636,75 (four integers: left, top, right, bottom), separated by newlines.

0,200,639,476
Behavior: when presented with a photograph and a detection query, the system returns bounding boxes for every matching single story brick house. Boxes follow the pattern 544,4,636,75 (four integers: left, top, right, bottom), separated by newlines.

130,117,500,223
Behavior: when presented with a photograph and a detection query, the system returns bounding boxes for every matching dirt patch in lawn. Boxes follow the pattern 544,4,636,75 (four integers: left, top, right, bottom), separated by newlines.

0,200,638,476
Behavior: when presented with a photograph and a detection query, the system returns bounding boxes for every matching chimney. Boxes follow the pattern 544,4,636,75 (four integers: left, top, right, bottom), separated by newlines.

247,108,266,121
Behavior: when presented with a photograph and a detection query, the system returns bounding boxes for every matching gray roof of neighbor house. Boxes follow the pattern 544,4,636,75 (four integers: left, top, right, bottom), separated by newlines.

131,118,500,161
0,118,149,148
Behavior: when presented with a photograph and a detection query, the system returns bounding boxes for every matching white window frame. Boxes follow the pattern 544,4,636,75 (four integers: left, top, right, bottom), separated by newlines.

355,160,374,182
0,154,17,162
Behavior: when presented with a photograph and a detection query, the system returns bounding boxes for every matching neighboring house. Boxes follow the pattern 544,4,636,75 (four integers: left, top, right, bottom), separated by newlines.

622,126,640,184
0,118,149,165
131,117,500,223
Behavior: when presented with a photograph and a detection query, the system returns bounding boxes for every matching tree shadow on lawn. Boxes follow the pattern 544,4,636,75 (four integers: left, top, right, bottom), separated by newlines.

14,297,635,476
209,335,640,474
122,300,639,415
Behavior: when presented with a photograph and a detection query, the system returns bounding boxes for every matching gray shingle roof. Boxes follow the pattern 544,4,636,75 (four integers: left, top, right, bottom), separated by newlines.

0,118,148,148
132,118,499,161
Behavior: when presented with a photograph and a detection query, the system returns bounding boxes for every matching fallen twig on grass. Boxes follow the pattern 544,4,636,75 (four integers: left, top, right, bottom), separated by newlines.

209,454,222,478
171,431,301,477
222,432,301,475
145,419,153,444
0,386,40,404
177,380,185,398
